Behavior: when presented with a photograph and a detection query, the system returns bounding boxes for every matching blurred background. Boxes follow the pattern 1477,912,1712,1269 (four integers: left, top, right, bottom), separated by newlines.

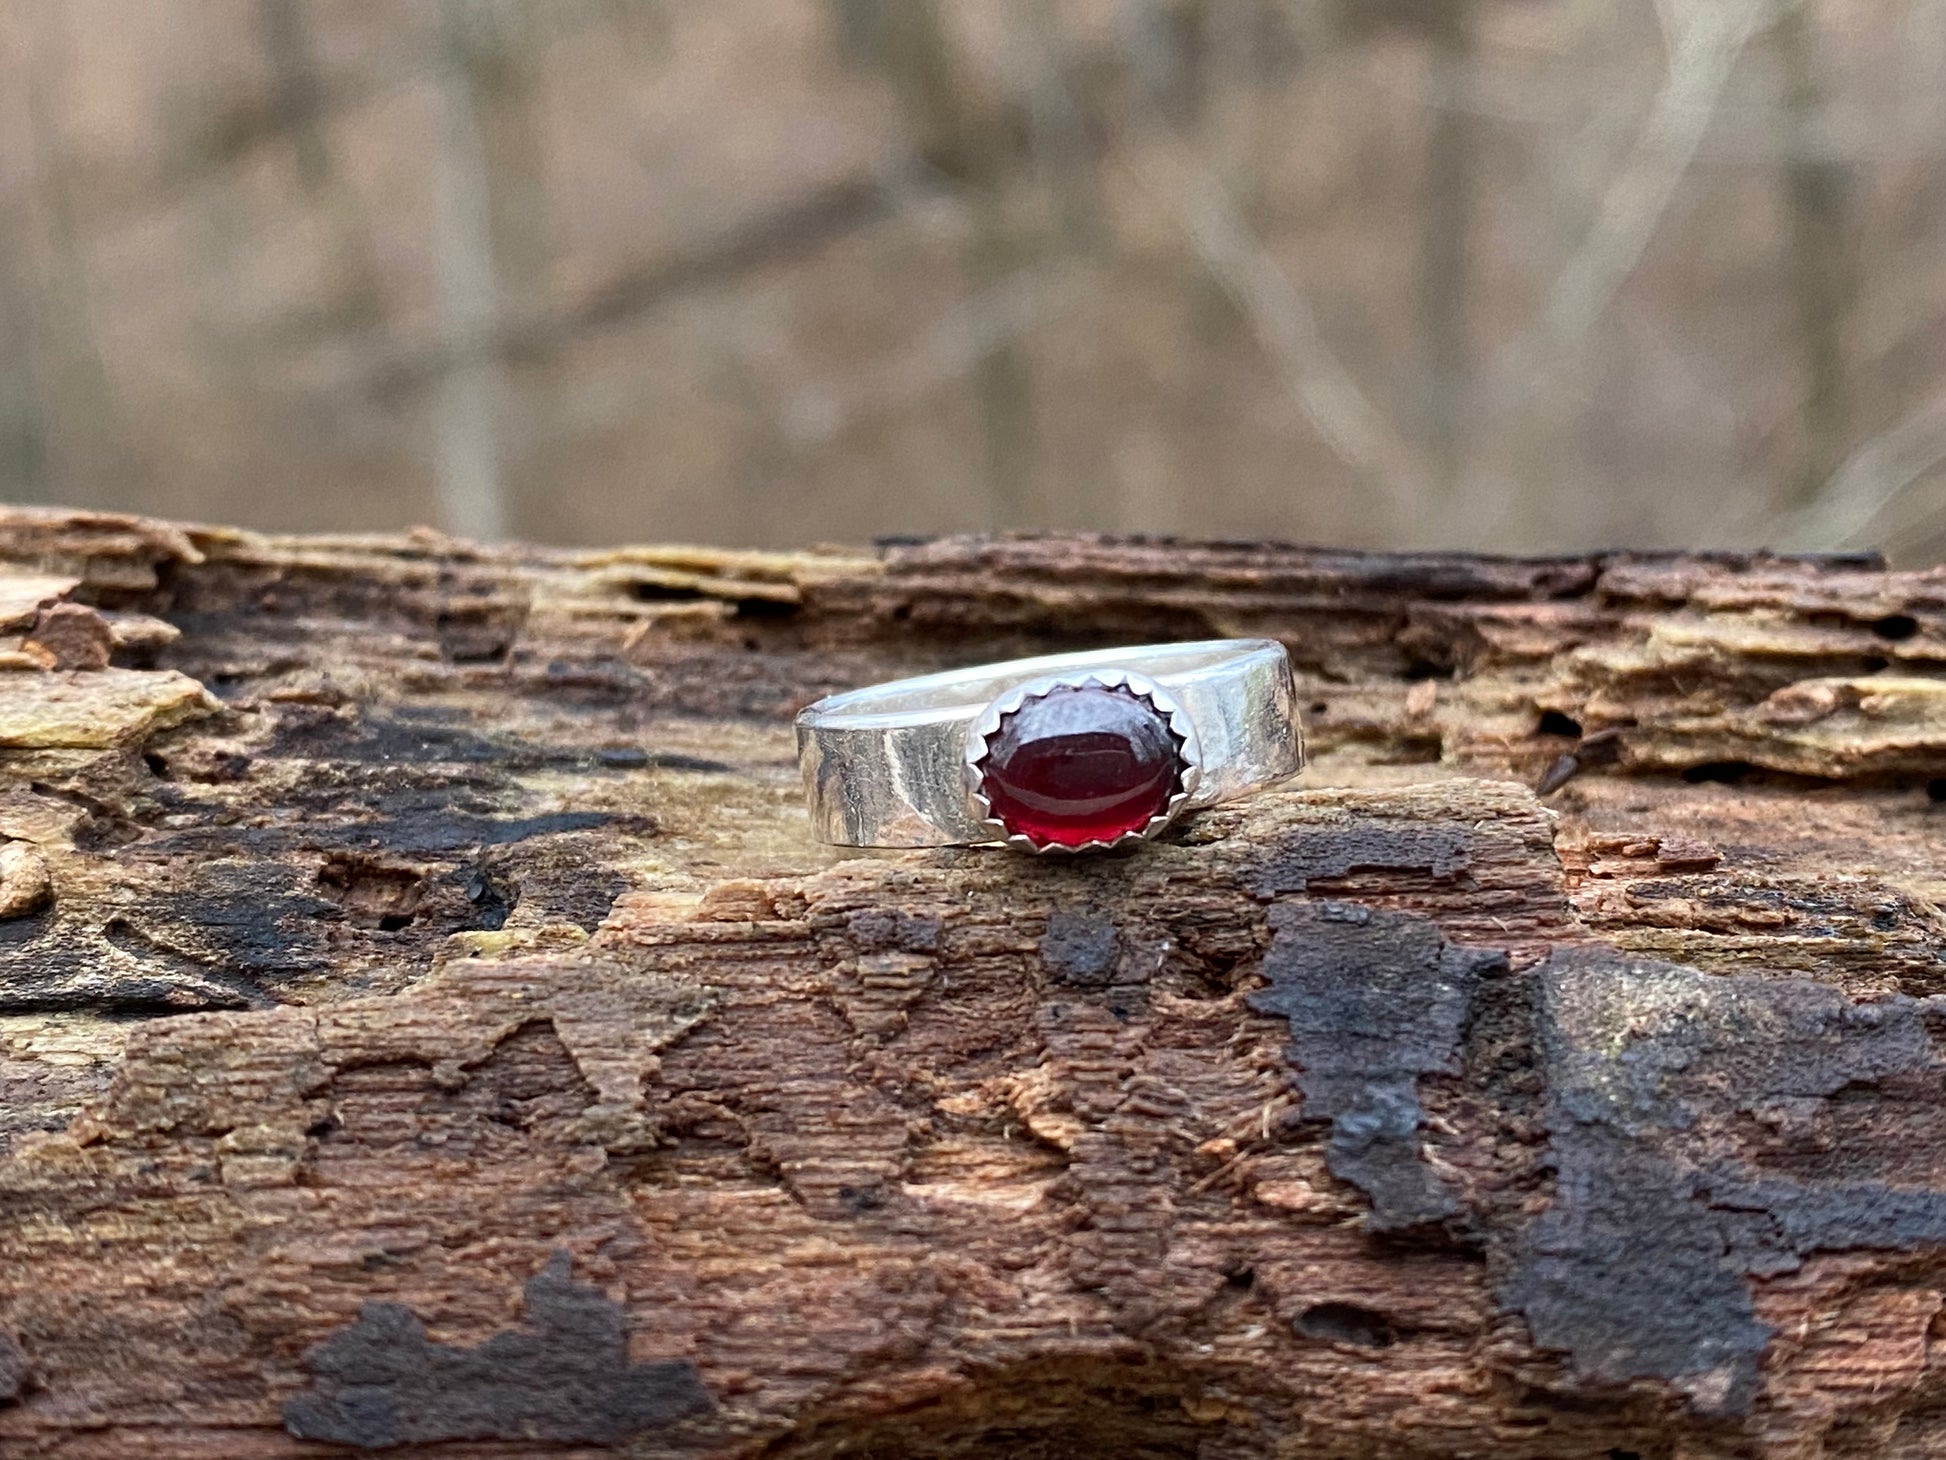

0,0,1942,556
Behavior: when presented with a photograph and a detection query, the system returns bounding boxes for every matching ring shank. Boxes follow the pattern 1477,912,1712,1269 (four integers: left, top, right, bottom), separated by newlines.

797,640,1302,847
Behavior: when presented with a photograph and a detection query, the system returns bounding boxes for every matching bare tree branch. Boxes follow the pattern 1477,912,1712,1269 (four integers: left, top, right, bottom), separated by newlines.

1419,0,1477,500
1535,0,1770,348
429,0,512,542
1771,397,1946,548
1775,0,1855,508
1138,151,1428,520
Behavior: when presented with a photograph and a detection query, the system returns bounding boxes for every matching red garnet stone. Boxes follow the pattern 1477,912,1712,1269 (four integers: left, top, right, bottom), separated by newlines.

977,683,1184,848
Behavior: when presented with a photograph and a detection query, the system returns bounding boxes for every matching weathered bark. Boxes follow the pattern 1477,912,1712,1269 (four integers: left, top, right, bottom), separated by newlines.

1,510,1944,1458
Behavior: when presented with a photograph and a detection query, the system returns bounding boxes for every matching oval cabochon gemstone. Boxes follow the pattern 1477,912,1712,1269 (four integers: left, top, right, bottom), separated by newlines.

978,684,1184,848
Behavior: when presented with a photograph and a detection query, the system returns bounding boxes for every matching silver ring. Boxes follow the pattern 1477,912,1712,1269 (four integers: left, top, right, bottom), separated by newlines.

796,639,1304,852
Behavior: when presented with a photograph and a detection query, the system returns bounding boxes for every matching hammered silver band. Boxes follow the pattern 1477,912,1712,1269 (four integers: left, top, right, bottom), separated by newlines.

796,639,1304,849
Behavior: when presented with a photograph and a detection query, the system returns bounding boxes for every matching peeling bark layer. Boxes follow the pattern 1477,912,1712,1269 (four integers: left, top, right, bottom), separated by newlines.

1,509,1945,1458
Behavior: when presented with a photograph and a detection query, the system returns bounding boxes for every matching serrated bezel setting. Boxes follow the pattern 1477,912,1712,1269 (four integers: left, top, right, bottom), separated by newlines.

963,669,1203,853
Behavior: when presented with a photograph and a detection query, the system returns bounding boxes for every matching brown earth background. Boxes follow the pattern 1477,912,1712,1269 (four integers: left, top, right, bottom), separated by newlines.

0,0,1943,555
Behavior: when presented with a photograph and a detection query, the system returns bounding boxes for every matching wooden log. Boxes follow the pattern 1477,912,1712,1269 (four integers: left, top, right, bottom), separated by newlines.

0,508,1943,1458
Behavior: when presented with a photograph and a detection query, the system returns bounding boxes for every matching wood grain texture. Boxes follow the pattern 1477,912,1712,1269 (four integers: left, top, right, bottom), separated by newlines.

1,508,1945,1458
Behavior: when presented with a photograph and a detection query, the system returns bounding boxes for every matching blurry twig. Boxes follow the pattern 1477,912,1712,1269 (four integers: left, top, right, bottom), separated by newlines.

1140,155,1428,518
17,0,121,484
261,0,332,190
430,0,512,542
1776,0,1853,506
1533,0,1769,349
1006,0,1104,247
1419,0,1476,499
1770,398,1946,548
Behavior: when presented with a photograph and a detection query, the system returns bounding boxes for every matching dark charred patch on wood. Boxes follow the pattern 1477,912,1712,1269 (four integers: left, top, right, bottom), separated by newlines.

1504,948,1946,1416
508,853,631,934
97,918,279,1008
1041,910,1120,988
0,854,349,1014
147,805,627,861
1250,903,1503,1232
127,861,340,971
265,706,676,784
270,706,531,770
283,1250,713,1448
1245,823,1472,899
356,810,628,857
0,968,260,1015
0,907,54,949
1450,938,1549,1179
0,833,613,1014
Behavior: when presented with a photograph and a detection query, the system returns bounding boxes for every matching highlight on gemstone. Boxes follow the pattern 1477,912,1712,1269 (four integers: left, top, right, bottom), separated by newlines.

975,682,1186,849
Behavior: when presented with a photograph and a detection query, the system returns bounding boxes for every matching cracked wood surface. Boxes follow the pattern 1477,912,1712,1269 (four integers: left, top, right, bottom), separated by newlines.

1,509,1946,1457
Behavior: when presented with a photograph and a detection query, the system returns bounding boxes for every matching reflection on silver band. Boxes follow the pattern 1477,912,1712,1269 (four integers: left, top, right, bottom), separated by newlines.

796,639,1305,848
